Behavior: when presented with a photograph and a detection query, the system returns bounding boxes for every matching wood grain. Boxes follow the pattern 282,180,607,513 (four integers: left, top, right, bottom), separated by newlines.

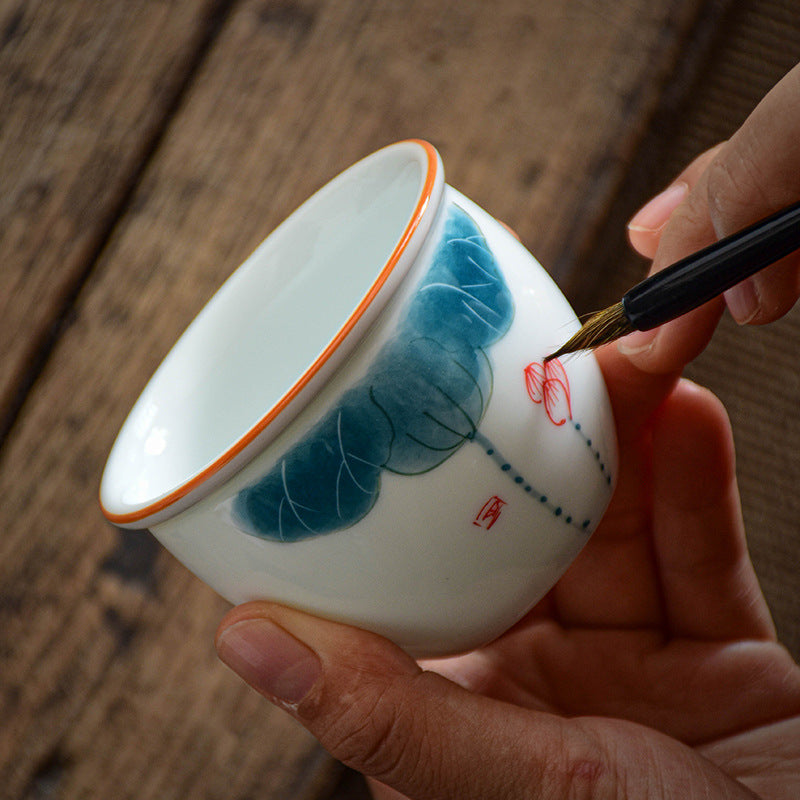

7,0,790,797
0,0,232,441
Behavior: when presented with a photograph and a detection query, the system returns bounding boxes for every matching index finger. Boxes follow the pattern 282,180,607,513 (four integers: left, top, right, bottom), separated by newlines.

622,63,800,374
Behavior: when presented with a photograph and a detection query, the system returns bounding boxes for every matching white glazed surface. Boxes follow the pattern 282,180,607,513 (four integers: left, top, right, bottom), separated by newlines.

146,183,618,657
101,141,442,525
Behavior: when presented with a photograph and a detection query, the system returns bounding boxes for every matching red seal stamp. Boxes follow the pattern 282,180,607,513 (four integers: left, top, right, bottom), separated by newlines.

473,495,506,530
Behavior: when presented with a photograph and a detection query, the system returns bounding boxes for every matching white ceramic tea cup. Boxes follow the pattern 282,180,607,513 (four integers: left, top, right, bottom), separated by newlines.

100,140,617,657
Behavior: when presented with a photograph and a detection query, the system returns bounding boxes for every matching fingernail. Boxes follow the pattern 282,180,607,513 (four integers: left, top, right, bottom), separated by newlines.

216,618,321,706
724,279,760,324
617,328,658,356
628,182,689,233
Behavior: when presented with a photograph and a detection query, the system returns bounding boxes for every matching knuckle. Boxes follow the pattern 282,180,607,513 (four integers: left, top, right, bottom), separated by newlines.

315,676,428,783
527,723,618,800
705,143,773,226
661,191,712,242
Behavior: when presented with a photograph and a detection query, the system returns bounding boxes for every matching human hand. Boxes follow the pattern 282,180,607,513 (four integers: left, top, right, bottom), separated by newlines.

620,61,800,373
214,335,800,799
213,65,800,800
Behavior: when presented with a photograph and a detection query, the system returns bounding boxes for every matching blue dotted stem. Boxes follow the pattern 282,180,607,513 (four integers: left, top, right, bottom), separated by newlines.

571,422,613,487
470,431,590,533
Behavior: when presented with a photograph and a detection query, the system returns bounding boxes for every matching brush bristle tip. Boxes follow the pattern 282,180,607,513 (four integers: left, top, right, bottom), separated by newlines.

546,302,632,359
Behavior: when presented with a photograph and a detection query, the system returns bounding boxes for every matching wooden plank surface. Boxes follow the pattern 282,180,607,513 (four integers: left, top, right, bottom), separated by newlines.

6,0,787,797
0,0,232,441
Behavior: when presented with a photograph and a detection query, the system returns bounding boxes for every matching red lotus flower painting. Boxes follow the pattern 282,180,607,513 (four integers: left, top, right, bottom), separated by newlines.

524,358,572,426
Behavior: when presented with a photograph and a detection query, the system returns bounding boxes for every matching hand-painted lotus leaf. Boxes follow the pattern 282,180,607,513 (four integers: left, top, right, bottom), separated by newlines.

369,337,492,474
232,204,514,542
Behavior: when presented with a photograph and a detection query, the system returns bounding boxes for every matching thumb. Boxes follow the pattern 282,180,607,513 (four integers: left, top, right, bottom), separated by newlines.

214,603,757,800
214,603,613,799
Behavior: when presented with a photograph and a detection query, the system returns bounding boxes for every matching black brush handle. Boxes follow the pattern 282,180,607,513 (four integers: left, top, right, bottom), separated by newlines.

622,201,800,331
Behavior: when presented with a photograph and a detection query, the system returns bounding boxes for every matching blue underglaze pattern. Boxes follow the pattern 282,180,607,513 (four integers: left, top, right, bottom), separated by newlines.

233,204,515,541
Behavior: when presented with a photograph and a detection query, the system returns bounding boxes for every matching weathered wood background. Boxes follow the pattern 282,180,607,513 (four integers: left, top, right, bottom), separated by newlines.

1,1,798,797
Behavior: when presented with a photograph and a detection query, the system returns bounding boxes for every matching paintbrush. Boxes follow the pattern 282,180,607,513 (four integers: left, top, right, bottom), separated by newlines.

547,200,800,360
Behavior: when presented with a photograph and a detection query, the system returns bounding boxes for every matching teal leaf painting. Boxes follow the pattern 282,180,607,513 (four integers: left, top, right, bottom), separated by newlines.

233,204,514,541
